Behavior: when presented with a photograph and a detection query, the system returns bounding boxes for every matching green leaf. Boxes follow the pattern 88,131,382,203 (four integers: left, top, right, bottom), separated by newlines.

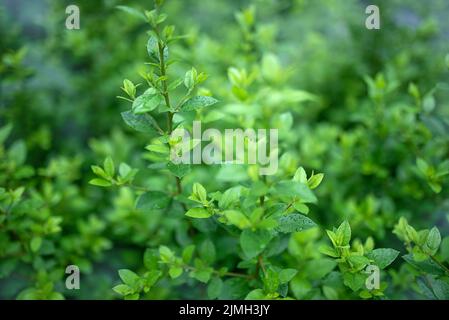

166,162,191,178
190,268,213,283
347,255,370,270
440,237,449,261
425,227,441,255
0,123,13,145
429,277,449,300
307,173,324,189
279,269,298,283
323,286,339,300
8,140,26,165
113,284,133,296
136,191,170,210
169,267,183,279
304,258,337,280
115,5,146,21
343,272,366,292
319,245,339,258
417,158,429,174
219,187,241,209
199,239,216,264
180,96,218,111
132,88,163,114
185,207,212,218
182,245,195,264
240,229,272,259
30,237,42,253
91,165,108,179
207,277,223,299
276,213,316,233
159,246,174,263
147,36,168,61
122,79,136,98
366,248,399,269
89,178,112,187
143,270,162,288
192,183,207,203
402,254,446,275
263,268,280,294
223,210,251,229
270,181,317,203
121,110,158,134
336,221,351,246
143,249,159,270
118,269,140,287
184,68,196,89
104,157,115,177
293,167,307,183
145,144,169,154
245,289,266,300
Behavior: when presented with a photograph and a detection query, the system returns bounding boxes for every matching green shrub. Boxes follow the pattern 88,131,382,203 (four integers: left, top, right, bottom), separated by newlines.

2,0,449,300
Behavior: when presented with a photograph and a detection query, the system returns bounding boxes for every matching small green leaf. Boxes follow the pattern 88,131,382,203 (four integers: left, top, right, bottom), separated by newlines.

115,5,146,21
143,249,159,270
207,277,223,299
270,181,317,203
343,272,366,292
136,191,170,210
426,227,442,255
307,173,324,189
245,289,266,300
293,167,308,183
0,123,13,144
118,269,140,287
366,248,400,269
159,246,174,263
336,221,351,246
224,210,251,229
240,229,272,259
185,207,212,218
104,157,115,177
199,239,216,264
279,269,298,283
30,237,42,253
169,267,183,279
91,165,108,179
121,111,158,134
147,36,168,61
132,88,163,114
89,178,112,187
113,284,133,296
122,79,136,98
182,245,195,264
166,162,191,178
192,183,207,203
190,268,213,283
276,214,316,233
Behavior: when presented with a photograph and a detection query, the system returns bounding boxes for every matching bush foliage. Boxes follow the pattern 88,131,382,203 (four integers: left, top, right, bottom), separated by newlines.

1,0,449,300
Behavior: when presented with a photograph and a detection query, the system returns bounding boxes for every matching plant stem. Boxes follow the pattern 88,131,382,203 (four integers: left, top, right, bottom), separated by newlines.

155,25,186,210
257,255,267,275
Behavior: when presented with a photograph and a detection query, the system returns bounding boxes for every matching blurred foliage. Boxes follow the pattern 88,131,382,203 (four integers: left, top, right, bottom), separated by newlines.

1,0,449,299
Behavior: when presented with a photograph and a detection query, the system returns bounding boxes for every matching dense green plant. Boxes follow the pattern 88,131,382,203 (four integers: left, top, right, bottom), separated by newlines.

2,0,449,300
